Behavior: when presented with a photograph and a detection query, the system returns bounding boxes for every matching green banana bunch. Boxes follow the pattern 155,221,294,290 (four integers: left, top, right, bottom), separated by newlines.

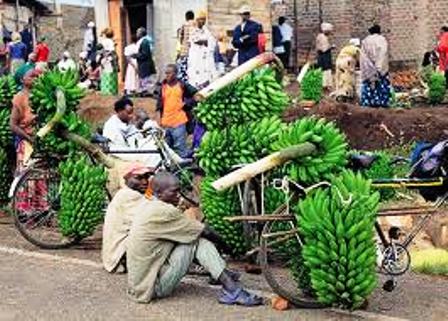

300,69,323,102
0,109,12,148
0,75,18,109
30,70,90,156
31,69,85,119
200,177,248,256
272,117,348,185
58,155,108,238
0,148,13,201
358,151,396,200
196,67,289,130
197,116,284,177
296,170,380,309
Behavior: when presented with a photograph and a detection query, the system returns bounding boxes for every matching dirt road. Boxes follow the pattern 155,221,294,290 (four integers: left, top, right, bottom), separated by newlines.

1,216,447,321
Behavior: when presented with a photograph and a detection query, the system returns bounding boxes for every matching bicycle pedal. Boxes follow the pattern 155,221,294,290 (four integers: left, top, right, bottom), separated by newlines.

388,226,402,240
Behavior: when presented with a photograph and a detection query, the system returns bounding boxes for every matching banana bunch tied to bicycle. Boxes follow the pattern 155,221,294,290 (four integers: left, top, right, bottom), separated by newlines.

29,69,108,239
197,64,380,309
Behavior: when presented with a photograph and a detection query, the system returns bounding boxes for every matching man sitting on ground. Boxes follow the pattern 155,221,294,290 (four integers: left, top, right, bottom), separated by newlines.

102,164,154,273
126,172,263,306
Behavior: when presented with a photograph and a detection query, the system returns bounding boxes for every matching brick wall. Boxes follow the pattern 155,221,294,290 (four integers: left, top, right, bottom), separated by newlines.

207,0,272,47
38,4,94,62
276,0,448,69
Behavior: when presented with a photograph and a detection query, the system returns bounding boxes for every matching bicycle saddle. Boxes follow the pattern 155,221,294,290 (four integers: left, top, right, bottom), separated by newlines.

349,154,378,170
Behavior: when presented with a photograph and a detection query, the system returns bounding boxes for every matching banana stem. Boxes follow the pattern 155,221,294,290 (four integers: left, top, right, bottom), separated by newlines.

212,142,316,192
62,131,116,168
37,87,66,138
197,52,284,101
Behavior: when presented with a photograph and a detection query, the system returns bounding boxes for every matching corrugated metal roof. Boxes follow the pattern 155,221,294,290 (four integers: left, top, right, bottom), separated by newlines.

40,0,94,7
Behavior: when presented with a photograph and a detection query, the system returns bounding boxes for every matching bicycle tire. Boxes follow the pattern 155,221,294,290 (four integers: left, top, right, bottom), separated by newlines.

259,220,326,308
12,166,79,249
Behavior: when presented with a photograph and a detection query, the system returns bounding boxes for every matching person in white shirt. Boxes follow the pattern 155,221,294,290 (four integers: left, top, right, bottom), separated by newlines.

278,16,293,70
57,51,77,72
103,98,182,167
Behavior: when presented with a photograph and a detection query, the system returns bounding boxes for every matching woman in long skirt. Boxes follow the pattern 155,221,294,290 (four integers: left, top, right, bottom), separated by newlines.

360,25,391,107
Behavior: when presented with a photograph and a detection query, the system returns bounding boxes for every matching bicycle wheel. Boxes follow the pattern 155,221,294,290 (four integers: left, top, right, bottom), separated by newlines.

12,165,79,249
173,165,200,207
259,219,326,308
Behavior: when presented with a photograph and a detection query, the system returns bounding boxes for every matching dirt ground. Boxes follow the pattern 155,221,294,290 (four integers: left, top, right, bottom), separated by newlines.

283,100,448,150
77,93,157,128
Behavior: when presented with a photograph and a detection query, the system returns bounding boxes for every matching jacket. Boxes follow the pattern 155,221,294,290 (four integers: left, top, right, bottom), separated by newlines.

232,20,261,65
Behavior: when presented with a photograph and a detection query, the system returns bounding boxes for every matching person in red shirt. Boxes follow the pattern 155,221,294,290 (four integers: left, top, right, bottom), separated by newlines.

34,36,50,70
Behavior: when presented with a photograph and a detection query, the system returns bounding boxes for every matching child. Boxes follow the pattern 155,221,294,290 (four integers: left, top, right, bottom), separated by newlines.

156,64,197,158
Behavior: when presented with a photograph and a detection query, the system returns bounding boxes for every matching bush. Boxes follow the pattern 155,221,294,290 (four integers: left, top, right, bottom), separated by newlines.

428,72,446,104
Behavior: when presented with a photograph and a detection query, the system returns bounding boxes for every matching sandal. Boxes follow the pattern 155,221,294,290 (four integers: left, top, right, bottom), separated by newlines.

218,288,264,307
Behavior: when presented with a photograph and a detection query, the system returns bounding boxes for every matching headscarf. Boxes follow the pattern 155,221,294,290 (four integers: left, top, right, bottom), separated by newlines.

349,38,361,47
321,22,334,33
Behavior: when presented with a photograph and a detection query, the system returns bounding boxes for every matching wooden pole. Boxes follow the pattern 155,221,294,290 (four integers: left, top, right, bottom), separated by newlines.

212,143,316,191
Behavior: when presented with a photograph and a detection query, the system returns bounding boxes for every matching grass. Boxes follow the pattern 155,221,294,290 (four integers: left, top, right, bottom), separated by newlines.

411,249,448,276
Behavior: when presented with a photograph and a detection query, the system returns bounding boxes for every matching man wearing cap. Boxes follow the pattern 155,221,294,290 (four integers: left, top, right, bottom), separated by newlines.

232,5,262,65
34,36,50,70
102,164,154,273
126,171,263,306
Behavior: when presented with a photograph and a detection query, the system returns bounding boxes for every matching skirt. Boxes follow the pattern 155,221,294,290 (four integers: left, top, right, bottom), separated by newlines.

100,71,118,96
361,74,391,107
10,58,25,75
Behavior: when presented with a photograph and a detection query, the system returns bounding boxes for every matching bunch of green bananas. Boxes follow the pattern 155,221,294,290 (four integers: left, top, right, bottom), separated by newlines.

0,148,12,201
31,70,85,119
297,170,380,309
0,75,18,108
197,116,284,177
0,109,12,148
195,67,289,130
300,69,323,102
272,117,348,185
200,177,248,256
359,151,396,200
30,70,90,155
58,156,108,238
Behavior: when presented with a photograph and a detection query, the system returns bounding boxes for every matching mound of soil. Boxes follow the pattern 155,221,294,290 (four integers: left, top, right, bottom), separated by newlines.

283,100,448,150
78,93,157,127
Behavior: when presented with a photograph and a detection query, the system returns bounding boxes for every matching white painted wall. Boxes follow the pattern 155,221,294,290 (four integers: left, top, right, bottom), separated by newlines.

93,0,109,34
153,0,206,73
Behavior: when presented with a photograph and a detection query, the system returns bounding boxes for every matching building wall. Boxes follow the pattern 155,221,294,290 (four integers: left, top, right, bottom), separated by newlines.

38,4,94,61
274,0,448,69
207,0,272,48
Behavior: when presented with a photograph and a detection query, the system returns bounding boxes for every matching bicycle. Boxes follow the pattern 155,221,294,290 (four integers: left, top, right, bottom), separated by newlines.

9,126,201,249
214,145,448,308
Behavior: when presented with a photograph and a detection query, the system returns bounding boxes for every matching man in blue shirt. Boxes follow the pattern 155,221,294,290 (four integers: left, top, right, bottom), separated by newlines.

232,6,261,65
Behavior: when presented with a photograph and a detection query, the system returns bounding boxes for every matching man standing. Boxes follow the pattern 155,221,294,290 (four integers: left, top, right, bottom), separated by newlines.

278,16,293,70
34,36,50,70
316,22,335,91
157,64,197,158
176,10,196,82
187,10,218,89
232,6,261,65
135,27,156,97
126,172,263,306
102,164,154,273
